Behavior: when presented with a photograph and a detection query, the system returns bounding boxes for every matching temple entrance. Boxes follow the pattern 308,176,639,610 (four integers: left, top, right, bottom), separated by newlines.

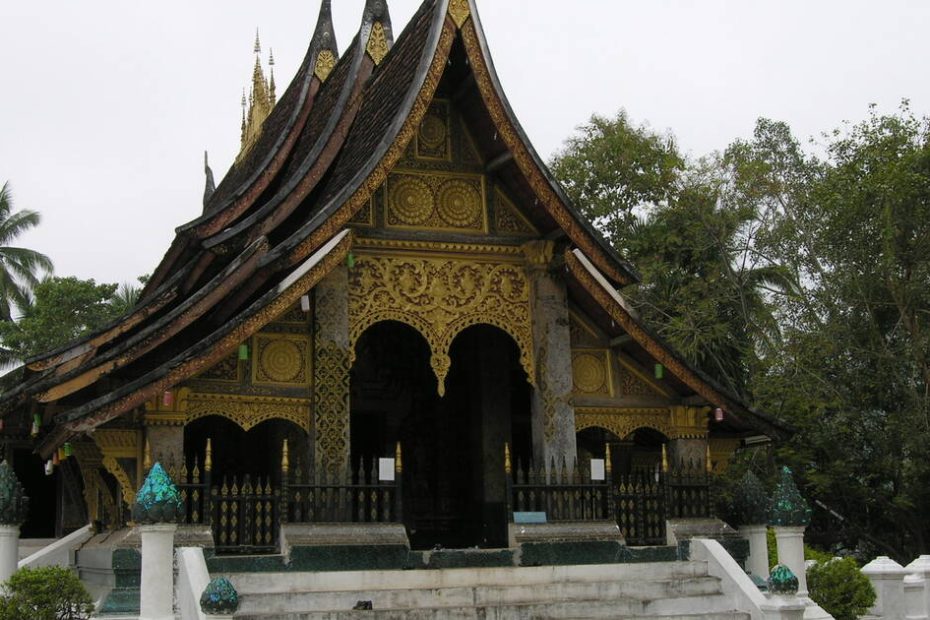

183,417,308,554
351,322,531,550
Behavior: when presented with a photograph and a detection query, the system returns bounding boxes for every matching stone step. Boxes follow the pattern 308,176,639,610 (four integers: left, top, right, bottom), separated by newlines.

228,561,710,596
235,597,745,620
236,577,723,615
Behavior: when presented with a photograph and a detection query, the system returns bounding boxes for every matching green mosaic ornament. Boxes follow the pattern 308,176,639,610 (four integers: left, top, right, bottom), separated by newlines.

767,563,799,595
733,470,769,526
0,460,29,526
132,462,183,524
200,577,240,615
769,466,811,527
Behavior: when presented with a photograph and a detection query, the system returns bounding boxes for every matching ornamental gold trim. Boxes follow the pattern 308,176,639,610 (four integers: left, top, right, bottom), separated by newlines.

348,254,535,395
251,333,311,387
575,407,673,440
385,170,487,233
186,393,311,432
354,237,523,259
314,49,337,82
571,349,613,396
367,22,389,65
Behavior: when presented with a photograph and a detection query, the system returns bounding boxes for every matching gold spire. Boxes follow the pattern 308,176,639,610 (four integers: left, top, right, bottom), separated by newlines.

395,442,403,474
281,439,290,473
143,438,153,472
238,29,276,162
661,444,669,473
504,442,512,475
205,438,213,473
269,49,276,104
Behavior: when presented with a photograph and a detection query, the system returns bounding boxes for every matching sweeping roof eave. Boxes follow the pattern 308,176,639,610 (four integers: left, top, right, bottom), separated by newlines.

565,248,792,442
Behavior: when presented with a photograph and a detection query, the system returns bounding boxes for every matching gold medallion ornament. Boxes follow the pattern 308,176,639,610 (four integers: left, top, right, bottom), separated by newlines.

366,22,389,65
437,179,482,228
314,49,337,82
257,339,305,384
348,253,535,395
448,0,471,29
572,352,608,394
388,176,433,225
418,114,447,150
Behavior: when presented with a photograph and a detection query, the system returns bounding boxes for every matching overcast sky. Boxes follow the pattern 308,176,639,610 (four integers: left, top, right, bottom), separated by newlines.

1,1,928,287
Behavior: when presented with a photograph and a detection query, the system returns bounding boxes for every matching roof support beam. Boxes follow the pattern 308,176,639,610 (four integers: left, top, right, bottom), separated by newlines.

485,151,513,173
609,334,632,347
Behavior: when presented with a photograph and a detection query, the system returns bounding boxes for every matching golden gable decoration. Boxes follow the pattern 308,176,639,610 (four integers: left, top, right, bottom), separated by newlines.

314,49,337,82
386,171,486,232
494,188,537,236
348,253,534,395
417,101,451,160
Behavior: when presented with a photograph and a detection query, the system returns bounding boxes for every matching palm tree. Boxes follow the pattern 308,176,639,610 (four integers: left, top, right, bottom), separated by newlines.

0,182,53,322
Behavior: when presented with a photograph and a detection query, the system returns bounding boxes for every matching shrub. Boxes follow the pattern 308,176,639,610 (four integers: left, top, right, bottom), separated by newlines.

807,557,875,620
0,566,95,620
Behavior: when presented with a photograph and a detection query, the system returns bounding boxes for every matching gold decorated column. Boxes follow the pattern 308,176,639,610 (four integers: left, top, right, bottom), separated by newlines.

313,265,351,474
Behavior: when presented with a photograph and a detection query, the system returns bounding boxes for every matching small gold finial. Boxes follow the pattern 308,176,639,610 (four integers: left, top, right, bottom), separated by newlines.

254,29,261,54
395,442,403,474
661,444,669,472
205,438,213,473
282,439,290,473
449,0,471,29
706,444,713,474
504,443,512,475
143,438,153,472
604,443,612,475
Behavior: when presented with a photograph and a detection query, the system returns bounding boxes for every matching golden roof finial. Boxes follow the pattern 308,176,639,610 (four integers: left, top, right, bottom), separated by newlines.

238,29,275,161
268,49,276,105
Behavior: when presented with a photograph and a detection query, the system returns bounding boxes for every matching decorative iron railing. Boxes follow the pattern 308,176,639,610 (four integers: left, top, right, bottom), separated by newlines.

282,460,402,524
507,457,614,522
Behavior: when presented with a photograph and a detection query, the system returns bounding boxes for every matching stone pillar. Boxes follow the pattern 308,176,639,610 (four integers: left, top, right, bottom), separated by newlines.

200,576,240,619
313,266,351,474
132,462,183,620
862,556,907,619
733,471,771,580
524,241,576,470
669,406,709,467
904,573,929,620
0,460,29,584
769,467,812,598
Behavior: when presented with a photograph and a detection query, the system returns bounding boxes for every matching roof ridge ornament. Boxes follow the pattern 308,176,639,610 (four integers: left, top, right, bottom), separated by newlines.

448,0,471,29
363,0,394,66
311,0,339,82
203,151,216,209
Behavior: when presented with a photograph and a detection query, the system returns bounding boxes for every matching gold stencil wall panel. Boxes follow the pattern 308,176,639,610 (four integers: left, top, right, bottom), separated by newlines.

348,253,534,395
494,188,537,236
571,349,613,396
252,334,311,387
385,171,487,233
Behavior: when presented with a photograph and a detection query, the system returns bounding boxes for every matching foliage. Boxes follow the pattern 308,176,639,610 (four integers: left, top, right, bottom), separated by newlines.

0,566,95,620
0,277,119,362
0,182,53,364
807,558,876,620
552,101,930,560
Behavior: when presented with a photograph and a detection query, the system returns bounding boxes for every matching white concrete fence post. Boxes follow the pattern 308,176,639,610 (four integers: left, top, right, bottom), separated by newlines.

140,523,178,620
906,556,930,618
742,524,770,581
904,572,929,620
0,460,29,585
773,526,808,598
862,556,907,619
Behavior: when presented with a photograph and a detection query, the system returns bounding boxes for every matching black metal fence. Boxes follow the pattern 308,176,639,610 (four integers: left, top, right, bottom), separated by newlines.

507,459,613,522
282,459,402,524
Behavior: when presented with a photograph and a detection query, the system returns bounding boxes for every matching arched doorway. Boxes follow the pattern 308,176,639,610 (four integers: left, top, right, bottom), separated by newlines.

351,322,531,549
184,416,308,553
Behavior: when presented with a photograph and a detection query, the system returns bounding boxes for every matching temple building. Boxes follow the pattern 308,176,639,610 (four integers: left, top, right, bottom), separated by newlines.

0,0,785,555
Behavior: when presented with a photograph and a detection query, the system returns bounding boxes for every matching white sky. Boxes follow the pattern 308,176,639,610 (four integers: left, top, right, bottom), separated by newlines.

1,1,928,287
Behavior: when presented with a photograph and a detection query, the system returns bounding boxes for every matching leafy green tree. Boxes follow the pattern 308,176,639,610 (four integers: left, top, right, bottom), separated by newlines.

0,276,120,362
0,182,53,322
807,558,876,620
0,566,95,620
550,110,684,252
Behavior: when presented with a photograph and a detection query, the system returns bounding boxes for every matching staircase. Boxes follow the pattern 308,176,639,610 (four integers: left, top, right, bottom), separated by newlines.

228,561,750,619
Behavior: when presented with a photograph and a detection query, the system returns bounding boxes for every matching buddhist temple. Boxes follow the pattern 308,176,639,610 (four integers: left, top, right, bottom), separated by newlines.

0,0,786,559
